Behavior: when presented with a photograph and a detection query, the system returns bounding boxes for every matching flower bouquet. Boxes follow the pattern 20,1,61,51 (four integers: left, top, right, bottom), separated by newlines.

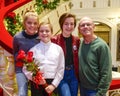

16,50,53,96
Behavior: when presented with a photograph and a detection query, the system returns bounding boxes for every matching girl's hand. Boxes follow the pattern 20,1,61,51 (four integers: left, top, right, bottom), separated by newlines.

45,84,56,94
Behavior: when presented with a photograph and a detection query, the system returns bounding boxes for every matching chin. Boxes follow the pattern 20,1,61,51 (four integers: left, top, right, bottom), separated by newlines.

43,39,49,43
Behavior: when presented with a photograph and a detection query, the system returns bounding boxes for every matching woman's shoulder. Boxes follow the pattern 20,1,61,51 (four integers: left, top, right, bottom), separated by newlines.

13,31,23,38
72,35,80,40
51,34,61,39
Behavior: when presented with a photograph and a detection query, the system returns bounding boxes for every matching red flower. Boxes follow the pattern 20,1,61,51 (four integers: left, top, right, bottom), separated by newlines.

33,71,44,84
16,61,23,67
42,0,48,4
6,12,16,19
17,50,53,96
26,51,33,62
17,50,26,60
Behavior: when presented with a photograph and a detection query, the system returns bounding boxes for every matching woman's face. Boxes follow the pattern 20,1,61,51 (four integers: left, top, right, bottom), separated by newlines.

62,17,75,37
39,24,52,43
24,16,39,35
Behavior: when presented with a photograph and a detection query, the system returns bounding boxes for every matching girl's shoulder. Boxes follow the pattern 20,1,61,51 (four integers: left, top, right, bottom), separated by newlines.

13,31,23,38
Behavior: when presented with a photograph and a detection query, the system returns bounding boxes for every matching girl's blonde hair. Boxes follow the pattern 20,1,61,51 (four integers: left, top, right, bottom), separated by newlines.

23,10,39,24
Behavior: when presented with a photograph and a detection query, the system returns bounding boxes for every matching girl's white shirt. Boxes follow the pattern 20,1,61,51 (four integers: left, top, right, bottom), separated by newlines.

24,41,65,87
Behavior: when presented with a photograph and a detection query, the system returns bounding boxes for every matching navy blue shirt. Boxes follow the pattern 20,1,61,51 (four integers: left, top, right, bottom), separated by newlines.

13,31,39,73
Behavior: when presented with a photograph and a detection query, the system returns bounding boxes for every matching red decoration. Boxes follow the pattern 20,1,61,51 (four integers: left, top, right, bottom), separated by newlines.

0,0,4,8
42,0,48,4
109,79,120,90
6,12,16,19
5,0,14,6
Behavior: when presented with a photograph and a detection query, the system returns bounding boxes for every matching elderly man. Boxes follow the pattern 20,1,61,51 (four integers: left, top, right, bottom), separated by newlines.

78,16,112,96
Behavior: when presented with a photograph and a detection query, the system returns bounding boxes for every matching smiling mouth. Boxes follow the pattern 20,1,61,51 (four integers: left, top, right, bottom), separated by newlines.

83,30,90,33
42,36,48,38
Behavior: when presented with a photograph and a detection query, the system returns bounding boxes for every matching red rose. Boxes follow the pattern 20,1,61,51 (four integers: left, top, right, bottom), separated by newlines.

33,71,43,84
17,50,53,95
17,50,26,60
16,61,23,67
26,51,33,62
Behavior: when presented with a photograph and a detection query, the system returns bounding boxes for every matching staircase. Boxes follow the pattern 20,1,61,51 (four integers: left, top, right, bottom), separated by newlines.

0,0,71,95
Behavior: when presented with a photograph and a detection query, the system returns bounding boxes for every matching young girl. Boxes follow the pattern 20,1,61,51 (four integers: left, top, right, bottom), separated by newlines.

24,22,65,96
52,13,80,96
13,10,39,96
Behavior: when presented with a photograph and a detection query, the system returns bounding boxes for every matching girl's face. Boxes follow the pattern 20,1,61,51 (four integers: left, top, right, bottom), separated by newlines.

24,16,39,35
62,17,75,37
39,24,52,43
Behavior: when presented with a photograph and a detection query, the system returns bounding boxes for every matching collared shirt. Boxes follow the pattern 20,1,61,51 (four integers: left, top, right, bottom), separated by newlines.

30,41,65,87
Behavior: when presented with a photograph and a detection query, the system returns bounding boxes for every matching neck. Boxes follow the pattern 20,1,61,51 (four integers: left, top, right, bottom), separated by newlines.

62,32,71,38
84,35,97,44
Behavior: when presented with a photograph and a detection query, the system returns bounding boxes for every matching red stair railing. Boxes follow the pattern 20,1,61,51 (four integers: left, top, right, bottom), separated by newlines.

0,0,31,54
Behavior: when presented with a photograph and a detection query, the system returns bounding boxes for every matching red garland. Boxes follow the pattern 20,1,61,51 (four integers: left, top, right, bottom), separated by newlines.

6,12,16,19
42,0,48,4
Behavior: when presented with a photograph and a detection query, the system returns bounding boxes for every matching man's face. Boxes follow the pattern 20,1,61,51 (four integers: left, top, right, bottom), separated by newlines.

78,17,95,37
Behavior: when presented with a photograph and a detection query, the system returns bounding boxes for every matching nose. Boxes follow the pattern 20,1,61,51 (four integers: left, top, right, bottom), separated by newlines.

68,24,71,28
84,24,88,27
43,31,47,34
31,23,35,27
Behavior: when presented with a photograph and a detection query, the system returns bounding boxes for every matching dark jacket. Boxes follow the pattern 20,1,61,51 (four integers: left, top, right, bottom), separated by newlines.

51,34,80,80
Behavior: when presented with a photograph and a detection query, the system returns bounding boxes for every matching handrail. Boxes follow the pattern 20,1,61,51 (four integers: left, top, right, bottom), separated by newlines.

0,0,31,54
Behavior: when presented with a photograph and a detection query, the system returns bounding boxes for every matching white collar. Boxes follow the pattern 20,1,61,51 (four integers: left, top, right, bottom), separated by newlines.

40,41,51,46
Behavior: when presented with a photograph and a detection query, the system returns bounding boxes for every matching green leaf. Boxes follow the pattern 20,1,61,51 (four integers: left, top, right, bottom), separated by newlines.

26,65,34,71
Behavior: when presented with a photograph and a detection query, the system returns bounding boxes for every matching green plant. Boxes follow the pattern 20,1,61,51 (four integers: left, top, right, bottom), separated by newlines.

35,0,60,14
5,0,70,36
5,12,22,36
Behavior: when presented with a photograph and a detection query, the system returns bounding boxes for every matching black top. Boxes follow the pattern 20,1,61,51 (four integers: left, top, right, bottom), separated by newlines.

64,36,74,66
